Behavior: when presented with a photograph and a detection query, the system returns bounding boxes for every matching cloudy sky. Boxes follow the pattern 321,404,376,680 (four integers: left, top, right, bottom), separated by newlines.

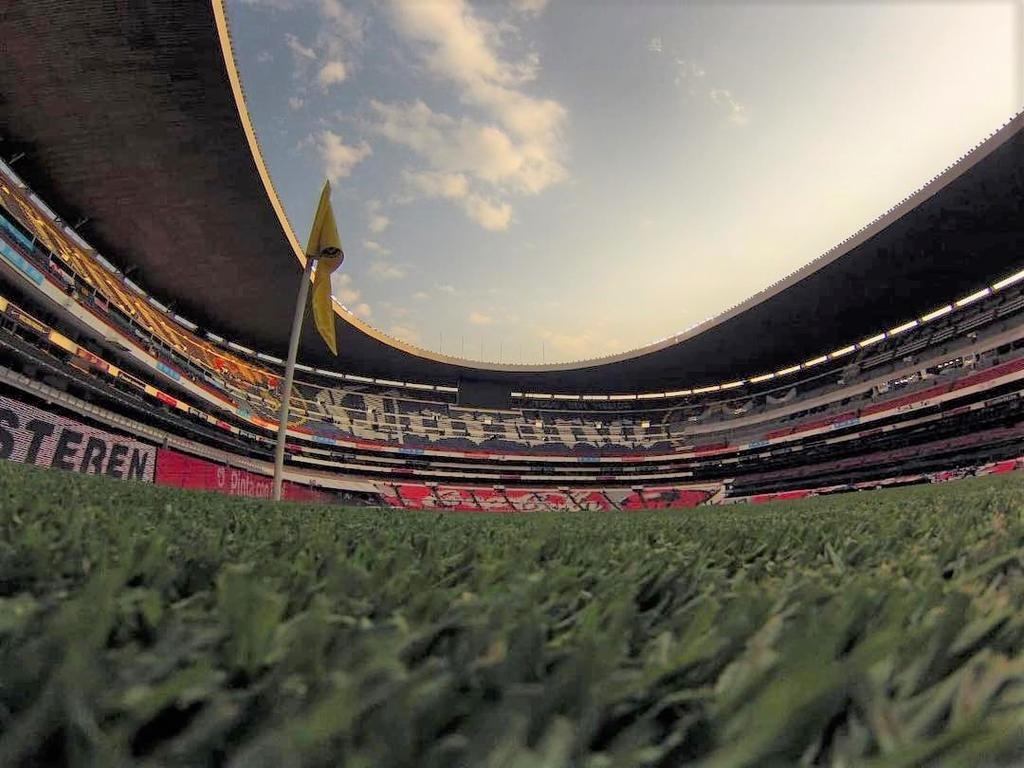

228,0,1021,364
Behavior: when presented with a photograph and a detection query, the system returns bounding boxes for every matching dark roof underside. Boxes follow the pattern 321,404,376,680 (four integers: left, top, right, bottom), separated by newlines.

2,0,1023,392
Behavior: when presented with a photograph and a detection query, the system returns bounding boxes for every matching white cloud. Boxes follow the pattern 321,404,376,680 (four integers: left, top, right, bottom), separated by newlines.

389,323,422,344
315,0,363,71
387,0,509,87
402,169,470,199
375,0,568,229
319,0,353,26
256,50,274,64
369,260,406,280
285,33,316,61
674,58,706,86
329,275,371,322
647,44,745,127
710,88,750,125
317,60,348,89
463,195,512,231
512,0,549,17
330,276,371,319
371,99,565,229
331,273,361,304
436,284,457,294
317,130,372,181
288,96,304,111
367,199,390,233
400,169,509,229
412,291,429,300
468,311,493,325
385,0,567,144
371,101,562,194
363,239,391,256
277,2,362,96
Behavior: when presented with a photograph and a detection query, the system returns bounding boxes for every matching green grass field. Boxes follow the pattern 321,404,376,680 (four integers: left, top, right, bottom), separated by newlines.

1,461,1024,767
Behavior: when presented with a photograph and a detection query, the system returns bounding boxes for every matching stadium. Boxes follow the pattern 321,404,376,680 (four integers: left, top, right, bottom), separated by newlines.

1,1,1024,765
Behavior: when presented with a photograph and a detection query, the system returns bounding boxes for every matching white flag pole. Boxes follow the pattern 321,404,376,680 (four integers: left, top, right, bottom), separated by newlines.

272,256,315,501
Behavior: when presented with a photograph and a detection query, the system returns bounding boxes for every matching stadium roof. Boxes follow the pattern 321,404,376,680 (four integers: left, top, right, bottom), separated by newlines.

2,0,1023,393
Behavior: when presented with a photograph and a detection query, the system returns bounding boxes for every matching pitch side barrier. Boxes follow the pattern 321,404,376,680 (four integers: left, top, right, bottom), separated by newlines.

0,391,155,480
0,369,375,493
0,390,330,501
155,449,332,503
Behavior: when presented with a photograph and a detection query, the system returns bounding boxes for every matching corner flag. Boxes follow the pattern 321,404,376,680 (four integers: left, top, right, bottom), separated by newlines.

307,181,344,355
273,180,345,500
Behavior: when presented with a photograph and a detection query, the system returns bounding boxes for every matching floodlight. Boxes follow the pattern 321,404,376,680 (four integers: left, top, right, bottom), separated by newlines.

692,385,719,394
992,268,1024,291
887,320,918,336
954,288,989,307
919,305,953,322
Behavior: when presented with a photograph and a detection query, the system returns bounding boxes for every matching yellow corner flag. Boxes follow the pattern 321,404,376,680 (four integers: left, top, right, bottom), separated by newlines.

306,181,345,355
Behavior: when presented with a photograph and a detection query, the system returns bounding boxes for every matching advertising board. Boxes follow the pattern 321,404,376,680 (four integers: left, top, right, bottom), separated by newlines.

0,393,155,480
155,449,329,503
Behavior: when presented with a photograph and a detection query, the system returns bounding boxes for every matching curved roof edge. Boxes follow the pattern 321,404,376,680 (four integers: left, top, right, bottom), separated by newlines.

214,6,1024,375
3,0,1018,393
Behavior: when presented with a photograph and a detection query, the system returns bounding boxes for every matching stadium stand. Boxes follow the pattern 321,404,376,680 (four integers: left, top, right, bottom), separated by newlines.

1,59,1023,510
1,232,1022,510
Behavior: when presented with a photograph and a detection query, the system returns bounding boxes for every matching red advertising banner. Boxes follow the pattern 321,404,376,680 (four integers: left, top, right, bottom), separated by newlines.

0,393,155,480
155,449,329,503
382,482,715,512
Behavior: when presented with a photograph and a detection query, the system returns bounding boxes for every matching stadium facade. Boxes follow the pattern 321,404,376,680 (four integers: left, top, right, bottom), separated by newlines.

0,0,1023,510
